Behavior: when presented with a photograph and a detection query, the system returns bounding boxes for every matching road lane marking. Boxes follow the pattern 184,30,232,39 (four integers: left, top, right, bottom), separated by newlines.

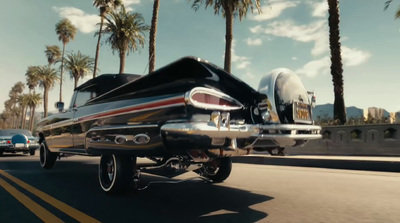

0,170,101,223
0,177,64,223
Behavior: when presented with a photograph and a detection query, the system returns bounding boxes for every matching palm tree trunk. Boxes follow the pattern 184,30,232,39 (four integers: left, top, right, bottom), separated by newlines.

60,43,66,102
119,51,126,74
149,0,160,73
11,115,16,129
93,16,104,78
29,106,35,132
328,0,346,124
18,109,22,129
43,87,49,118
224,8,233,73
22,106,28,129
74,76,79,89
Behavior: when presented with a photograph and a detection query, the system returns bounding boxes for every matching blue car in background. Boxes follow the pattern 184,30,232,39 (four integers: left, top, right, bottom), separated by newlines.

0,129,39,156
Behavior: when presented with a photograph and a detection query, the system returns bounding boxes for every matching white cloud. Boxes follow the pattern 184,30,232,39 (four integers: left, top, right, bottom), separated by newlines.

123,0,141,11
296,56,330,78
292,57,298,60
296,47,371,78
265,20,328,56
245,38,262,46
53,1,142,33
231,40,251,70
342,46,371,67
122,0,141,5
250,25,264,34
53,7,99,34
236,61,252,69
310,0,328,17
251,1,299,21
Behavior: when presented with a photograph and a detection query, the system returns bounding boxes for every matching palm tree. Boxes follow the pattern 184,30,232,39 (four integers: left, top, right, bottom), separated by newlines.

93,0,122,78
55,19,77,102
0,113,10,129
328,0,346,124
2,102,13,129
26,66,40,93
190,0,262,73
26,92,42,131
64,51,95,88
101,5,150,74
18,94,30,129
36,66,59,118
8,82,25,128
149,0,160,73
384,1,400,18
45,45,62,67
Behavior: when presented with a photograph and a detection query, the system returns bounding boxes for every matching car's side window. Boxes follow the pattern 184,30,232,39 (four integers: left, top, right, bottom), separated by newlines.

73,86,97,108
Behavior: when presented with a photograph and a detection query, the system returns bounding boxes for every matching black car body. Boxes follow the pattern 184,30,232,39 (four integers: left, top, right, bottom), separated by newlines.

0,129,39,156
37,57,321,193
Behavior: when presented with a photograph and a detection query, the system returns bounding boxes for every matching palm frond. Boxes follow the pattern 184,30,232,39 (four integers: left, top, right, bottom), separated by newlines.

384,0,393,11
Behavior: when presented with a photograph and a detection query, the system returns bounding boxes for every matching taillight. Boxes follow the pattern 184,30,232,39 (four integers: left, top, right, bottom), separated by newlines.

186,87,243,111
27,140,30,143
192,93,239,107
7,140,11,144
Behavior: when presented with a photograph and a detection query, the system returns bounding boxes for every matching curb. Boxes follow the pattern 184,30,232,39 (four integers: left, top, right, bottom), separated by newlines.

232,155,400,173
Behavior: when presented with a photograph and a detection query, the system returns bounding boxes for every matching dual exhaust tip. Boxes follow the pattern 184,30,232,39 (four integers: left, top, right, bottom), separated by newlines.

114,134,150,145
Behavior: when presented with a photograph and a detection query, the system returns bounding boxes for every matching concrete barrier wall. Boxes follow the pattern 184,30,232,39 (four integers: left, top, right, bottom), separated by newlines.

286,124,400,156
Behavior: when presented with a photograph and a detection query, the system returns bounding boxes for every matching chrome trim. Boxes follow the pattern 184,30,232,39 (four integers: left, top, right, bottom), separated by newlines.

161,122,260,139
89,125,158,132
161,122,322,148
114,135,127,144
77,96,185,124
38,96,184,132
133,134,150,145
185,87,243,111
50,119,75,129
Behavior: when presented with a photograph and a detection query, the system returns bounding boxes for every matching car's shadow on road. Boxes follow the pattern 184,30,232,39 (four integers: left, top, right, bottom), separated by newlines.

0,154,30,157
1,158,272,223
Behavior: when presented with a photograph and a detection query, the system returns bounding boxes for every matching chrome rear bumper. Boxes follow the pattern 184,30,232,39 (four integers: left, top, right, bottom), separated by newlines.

161,122,321,148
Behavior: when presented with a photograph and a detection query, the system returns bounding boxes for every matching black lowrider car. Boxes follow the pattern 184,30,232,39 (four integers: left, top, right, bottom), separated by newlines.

36,57,321,194
0,129,39,156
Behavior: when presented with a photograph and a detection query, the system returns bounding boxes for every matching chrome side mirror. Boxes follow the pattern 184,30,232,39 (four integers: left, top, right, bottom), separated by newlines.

307,91,316,108
55,102,64,112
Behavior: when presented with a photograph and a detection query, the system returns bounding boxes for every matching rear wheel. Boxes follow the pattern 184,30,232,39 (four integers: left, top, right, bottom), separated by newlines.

201,157,232,183
99,154,136,194
39,142,58,169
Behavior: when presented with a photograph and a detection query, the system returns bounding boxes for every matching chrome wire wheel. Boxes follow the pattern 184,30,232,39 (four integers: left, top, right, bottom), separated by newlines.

106,159,115,182
39,142,57,169
39,143,46,166
99,154,116,192
99,154,135,194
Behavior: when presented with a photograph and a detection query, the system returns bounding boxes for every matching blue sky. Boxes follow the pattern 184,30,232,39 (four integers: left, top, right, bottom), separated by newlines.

1,0,400,114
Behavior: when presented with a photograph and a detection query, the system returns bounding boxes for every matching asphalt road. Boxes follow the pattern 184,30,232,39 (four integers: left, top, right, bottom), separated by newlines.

1,154,400,223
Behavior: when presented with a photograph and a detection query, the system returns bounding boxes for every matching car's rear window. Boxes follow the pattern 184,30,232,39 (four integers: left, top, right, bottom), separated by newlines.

0,129,33,136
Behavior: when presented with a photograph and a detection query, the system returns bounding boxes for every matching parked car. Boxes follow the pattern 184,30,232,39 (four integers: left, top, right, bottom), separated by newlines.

0,129,39,156
36,57,321,194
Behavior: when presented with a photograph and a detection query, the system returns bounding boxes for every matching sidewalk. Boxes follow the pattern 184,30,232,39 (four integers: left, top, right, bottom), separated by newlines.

232,154,400,172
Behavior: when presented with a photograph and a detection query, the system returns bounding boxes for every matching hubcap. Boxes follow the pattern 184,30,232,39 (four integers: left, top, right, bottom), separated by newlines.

106,159,114,181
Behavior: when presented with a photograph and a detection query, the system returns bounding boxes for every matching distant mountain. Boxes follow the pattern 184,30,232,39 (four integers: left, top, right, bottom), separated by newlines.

312,103,389,120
